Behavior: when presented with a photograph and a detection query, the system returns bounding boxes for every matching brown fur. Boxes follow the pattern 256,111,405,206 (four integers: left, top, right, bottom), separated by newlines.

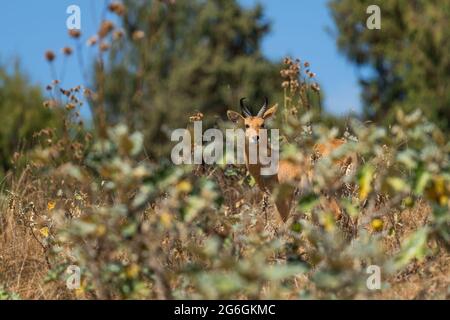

227,106,355,222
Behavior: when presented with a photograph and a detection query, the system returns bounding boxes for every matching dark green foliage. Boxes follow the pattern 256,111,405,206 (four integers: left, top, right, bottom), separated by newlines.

101,0,284,158
0,63,58,177
329,0,450,129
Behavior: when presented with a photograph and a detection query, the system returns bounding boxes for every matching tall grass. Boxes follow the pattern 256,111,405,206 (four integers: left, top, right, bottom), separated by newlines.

0,2,448,300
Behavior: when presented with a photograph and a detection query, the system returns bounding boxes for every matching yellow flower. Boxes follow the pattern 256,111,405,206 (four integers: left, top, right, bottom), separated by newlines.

160,212,173,228
74,193,84,201
39,226,50,238
371,218,384,232
47,201,56,211
74,279,87,299
96,225,107,237
403,196,414,207
439,195,449,206
435,177,446,195
322,212,336,232
176,180,192,193
358,165,374,201
125,263,140,279
425,176,449,206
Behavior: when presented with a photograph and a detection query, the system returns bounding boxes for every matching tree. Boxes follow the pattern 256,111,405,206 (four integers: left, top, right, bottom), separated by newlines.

0,63,58,177
99,0,285,157
329,0,450,129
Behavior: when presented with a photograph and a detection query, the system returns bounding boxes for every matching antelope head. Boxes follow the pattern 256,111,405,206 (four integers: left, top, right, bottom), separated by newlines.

227,97,277,144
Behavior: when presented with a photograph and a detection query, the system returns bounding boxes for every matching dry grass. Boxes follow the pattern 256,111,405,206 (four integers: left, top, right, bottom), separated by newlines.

0,184,448,300
0,199,70,299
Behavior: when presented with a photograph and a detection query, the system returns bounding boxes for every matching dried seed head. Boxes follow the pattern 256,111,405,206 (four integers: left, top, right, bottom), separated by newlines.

83,88,98,101
85,132,93,141
69,29,81,38
189,112,204,122
12,152,21,163
113,30,125,40
108,2,126,16
43,99,58,108
290,79,300,91
60,88,70,97
98,20,115,38
66,103,76,111
132,30,145,41
311,83,321,92
99,42,110,52
87,36,98,46
45,50,56,62
62,46,73,56
283,57,292,65
83,88,92,97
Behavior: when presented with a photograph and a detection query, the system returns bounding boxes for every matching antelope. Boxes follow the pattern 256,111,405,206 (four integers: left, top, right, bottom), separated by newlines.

227,97,355,223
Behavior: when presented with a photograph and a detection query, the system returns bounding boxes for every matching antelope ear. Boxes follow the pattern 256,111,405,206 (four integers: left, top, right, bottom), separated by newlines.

227,110,244,124
263,104,278,120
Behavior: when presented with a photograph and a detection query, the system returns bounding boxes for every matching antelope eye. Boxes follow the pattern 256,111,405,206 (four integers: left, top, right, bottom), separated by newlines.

245,124,250,128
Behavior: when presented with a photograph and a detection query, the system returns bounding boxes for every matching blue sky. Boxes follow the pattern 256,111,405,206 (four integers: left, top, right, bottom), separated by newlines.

0,0,361,116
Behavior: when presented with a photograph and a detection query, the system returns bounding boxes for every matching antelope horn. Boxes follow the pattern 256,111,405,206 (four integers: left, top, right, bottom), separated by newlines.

257,97,269,117
240,98,252,117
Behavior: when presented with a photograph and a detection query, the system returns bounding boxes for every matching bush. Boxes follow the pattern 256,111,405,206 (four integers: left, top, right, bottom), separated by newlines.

1,57,448,299
0,63,60,179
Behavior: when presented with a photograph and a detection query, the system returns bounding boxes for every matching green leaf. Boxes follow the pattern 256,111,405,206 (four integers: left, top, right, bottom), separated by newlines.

358,164,375,200
387,177,409,192
262,264,307,281
224,167,239,177
341,198,359,218
72,220,97,235
298,193,320,212
397,150,417,170
393,227,429,270
122,222,138,237
247,175,256,188
291,222,302,233
414,170,431,195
